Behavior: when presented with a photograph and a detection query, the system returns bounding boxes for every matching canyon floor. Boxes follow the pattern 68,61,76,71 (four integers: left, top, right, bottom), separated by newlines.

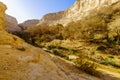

0,43,101,80
0,41,120,80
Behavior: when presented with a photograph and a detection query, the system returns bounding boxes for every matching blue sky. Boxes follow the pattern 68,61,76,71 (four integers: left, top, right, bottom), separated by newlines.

1,0,76,23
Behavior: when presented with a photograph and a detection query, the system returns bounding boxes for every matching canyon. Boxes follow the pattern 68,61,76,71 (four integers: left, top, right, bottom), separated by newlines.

1,0,120,80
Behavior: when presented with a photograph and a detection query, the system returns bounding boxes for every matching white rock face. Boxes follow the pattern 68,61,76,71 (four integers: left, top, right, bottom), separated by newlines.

38,0,120,26
5,14,21,33
19,19,39,30
37,11,64,26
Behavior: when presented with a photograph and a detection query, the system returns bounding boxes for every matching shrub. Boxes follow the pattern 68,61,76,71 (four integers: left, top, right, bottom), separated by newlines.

101,59,120,68
51,49,65,57
34,40,44,48
47,45,56,50
108,55,114,58
75,51,98,76
71,49,78,54
75,58,97,76
97,46,106,51
56,33,63,40
52,49,59,55
25,25,64,43
101,59,115,65
57,46,68,51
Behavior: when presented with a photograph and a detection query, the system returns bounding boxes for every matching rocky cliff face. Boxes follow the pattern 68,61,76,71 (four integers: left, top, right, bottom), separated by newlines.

0,2,23,45
5,14,21,33
0,2,7,30
38,11,64,26
19,19,39,30
38,0,120,26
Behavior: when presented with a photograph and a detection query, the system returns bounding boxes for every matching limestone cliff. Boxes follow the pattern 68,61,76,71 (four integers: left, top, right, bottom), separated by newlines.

19,19,39,30
5,14,21,33
38,11,64,26
38,0,120,26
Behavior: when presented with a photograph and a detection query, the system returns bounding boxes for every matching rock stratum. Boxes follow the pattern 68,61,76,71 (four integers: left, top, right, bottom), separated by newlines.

0,2,7,30
5,16,39,32
19,19,39,30
5,14,21,33
38,0,120,26
0,2,23,45
38,11,64,26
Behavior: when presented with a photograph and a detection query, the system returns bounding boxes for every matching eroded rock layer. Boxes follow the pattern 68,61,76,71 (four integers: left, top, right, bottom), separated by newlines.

38,0,120,26
5,14,21,33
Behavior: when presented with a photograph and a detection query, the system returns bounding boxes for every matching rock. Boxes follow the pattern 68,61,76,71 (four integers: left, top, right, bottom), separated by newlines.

0,1,7,30
19,19,39,30
0,1,23,45
37,11,64,26
69,55,78,60
5,14,21,33
37,0,120,26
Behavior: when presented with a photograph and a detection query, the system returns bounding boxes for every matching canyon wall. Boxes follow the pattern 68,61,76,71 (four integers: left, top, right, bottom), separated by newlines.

19,19,39,30
0,2,23,45
0,2,7,30
5,14,21,33
38,0,120,26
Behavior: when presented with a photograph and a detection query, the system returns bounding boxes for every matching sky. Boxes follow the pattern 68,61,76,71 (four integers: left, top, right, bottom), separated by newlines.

0,0,76,23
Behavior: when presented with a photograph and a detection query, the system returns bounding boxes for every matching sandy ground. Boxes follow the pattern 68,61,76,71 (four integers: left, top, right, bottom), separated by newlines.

0,43,100,80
